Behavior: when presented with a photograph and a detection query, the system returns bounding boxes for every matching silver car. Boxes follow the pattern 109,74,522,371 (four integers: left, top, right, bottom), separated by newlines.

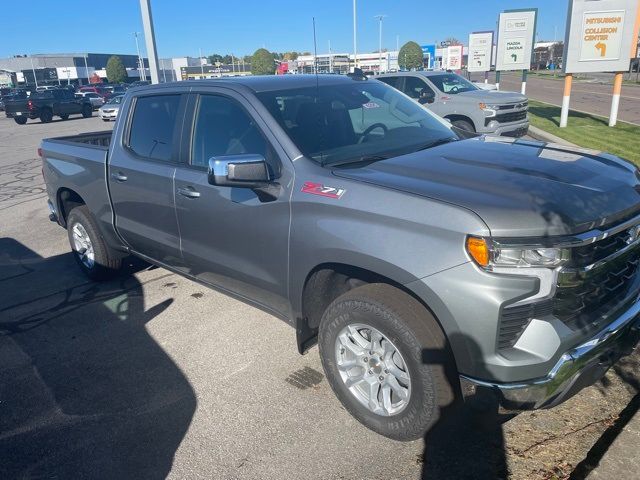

378,71,529,137
98,95,124,121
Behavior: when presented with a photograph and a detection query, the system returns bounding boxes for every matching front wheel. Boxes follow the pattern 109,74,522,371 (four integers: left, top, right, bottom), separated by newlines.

67,205,122,281
82,104,92,118
318,283,458,441
39,109,53,123
451,119,475,132
14,117,27,125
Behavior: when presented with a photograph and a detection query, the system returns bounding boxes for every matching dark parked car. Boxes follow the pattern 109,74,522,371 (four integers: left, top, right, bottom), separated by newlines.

5,89,93,124
40,75,640,440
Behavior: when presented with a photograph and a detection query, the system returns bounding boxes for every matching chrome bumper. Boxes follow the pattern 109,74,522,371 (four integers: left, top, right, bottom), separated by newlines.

461,298,640,410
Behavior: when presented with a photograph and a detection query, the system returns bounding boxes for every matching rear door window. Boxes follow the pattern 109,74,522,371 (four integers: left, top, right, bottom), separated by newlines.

402,77,435,100
128,95,181,162
378,76,400,89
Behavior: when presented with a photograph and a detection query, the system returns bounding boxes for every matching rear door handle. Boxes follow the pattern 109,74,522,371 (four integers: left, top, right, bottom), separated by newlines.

110,172,128,182
177,186,200,199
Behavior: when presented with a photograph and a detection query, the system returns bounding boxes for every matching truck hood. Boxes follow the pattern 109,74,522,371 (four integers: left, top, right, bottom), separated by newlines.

332,137,640,237
457,89,528,104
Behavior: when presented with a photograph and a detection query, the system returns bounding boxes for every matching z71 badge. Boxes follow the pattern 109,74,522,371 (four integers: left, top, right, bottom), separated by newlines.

301,181,346,199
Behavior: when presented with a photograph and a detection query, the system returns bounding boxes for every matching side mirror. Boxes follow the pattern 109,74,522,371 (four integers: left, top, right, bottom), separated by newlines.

419,92,435,105
208,154,272,188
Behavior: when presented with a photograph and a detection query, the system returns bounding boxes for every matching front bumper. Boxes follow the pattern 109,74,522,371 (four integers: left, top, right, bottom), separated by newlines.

461,297,640,410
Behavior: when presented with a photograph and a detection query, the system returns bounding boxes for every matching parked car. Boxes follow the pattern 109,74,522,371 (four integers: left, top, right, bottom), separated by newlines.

78,85,111,101
129,80,150,88
40,75,640,441
378,71,529,137
0,89,29,111
5,88,93,124
76,91,105,109
98,94,124,121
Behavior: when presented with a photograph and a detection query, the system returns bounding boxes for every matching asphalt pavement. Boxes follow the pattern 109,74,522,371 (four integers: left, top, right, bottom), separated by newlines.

470,71,640,125
0,113,638,479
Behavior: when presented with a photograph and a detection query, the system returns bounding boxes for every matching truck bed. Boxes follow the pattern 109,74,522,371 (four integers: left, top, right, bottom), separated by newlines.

45,131,112,149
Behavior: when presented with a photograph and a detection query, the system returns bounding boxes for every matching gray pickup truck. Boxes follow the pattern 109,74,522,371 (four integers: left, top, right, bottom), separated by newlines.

378,71,529,137
41,75,640,441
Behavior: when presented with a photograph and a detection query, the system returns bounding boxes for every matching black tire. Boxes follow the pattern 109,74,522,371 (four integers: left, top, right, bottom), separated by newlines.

67,205,122,281
14,117,27,125
318,283,458,441
451,119,475,132
59,113,69,120
82,104,92,118
39,108,53,123
102,118,110,122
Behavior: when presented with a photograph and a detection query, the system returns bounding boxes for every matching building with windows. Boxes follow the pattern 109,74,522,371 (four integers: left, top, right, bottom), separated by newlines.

179,63,251,80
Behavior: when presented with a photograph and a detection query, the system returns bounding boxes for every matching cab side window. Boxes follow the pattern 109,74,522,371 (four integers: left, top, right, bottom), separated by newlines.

191,95,272,168
128,95,181,162
403,77,436,104
378,76,399,89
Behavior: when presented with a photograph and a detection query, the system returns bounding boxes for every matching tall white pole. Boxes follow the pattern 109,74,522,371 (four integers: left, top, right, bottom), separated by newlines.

375,16,385,74
83,54,90,85
328,40,333,73
134,33,144,80
30,56,38,88
352,0,357,70
199,48,204,77
139,0,160,84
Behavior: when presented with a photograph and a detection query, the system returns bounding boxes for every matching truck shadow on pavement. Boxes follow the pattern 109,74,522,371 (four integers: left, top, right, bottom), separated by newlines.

421,334,511,480
0,238,196,479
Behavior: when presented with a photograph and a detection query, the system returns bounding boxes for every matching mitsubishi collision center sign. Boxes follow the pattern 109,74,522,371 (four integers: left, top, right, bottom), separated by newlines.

564,0,640,73
495,9,537,71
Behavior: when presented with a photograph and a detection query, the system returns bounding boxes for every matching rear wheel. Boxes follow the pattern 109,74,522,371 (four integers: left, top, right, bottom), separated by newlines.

39,109,53,123
82,104,92,118
14,117,27,125
59,113,69,120
318,283,458,441
451,119,475,132
67,205,122,281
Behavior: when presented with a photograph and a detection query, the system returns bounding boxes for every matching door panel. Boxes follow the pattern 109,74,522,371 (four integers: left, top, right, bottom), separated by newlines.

174,92,293,317
109,93,186,265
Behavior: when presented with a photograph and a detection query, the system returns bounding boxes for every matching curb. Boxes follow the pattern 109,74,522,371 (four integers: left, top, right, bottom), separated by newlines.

527,125,579,147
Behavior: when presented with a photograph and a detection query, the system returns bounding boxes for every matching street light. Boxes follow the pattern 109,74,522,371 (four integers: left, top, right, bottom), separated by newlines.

134,32,145,81
374,15,387,73
352,0,357,70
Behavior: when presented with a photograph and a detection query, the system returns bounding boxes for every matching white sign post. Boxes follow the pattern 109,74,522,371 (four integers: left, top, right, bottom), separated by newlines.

562,0,640,127
468,31,494,83
445,45,463,70
495,9,537,93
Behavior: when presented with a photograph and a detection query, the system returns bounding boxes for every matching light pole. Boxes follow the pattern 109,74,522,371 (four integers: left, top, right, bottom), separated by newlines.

83,54,90,85
138,0,160,84
199,48,204,78
374,15,387,73
352,0,357,70
134,32,145,81
30,56,38,88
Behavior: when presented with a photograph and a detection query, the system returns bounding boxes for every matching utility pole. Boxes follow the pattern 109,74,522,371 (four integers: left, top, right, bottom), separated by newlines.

139,0,160,84
30,56,38,88
328,40,333,73
134,32,145,81
374,15,387,74
352,0,358,70
199,48,204,78
83,54,90,85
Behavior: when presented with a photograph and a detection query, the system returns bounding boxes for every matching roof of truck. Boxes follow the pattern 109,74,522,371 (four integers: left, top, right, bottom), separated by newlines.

136,74,368,94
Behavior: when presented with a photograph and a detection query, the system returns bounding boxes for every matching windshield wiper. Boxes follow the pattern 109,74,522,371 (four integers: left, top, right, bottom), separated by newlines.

414,137,457,152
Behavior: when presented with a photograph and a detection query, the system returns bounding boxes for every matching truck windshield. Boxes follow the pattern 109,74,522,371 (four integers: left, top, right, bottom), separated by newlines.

256,81,456,166
427,74,478,94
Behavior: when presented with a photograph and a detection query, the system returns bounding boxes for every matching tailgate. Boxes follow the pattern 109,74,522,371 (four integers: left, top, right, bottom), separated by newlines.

4,100,29,114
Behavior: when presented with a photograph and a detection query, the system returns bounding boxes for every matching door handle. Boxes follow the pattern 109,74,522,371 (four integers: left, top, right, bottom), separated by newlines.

110,172,128,182
177,186,200,199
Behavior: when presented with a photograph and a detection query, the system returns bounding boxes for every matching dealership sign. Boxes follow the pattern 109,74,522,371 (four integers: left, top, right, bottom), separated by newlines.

495,9,537,71
421,44,436,69
563,0,640,73
468,31,494,72
445,45,463,70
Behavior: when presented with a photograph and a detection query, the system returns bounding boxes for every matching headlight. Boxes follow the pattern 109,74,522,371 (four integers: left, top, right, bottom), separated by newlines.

478,103,498,117
466,236,570,269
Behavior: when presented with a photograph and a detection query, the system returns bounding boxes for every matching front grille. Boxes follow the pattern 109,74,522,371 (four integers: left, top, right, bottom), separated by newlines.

571,230,630,267
498,300,554,350
486,110,528,126
497,101,528,111
554,246,640,330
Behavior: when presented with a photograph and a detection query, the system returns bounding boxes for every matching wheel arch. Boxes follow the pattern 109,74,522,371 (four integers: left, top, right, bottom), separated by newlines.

295,261,450,357
56,187,86,228
443,114,476,130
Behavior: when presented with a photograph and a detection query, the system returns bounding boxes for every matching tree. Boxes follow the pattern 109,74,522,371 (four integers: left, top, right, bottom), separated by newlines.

398,41,423,70
251,48,275,75
208,54,223,65
106,55,127,83
443,37,462,46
